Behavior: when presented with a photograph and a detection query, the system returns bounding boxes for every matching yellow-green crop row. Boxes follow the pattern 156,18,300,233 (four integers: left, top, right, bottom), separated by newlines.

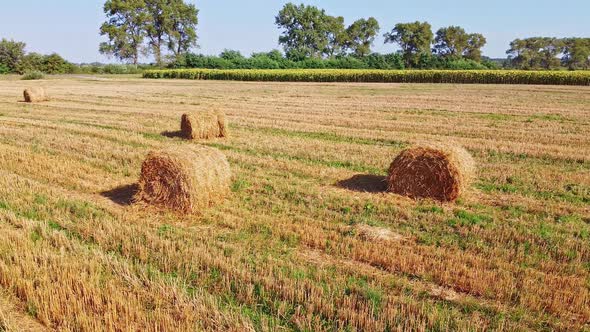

143,69,590,85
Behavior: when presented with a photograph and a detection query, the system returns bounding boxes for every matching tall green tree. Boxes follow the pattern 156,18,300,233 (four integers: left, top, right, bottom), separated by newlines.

464,33,487,62
323,15,347,57
345,18,380,57
144,0,170,66
562,38,590,70
507,37,561,70
166,0,199,57
275,3,332,59
539,37,563,69
433,26,469,59
384,21,433,67
0,39,26,72
99,0,149,64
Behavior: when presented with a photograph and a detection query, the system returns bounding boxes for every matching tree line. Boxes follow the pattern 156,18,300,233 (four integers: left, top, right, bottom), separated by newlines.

274,3,488,68
507,37,590,70
0,38,151,75
0,38,74,74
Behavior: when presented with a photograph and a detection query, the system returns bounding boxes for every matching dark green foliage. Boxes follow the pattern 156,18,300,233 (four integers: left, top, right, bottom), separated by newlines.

170,51,406,70
0,63,8,74
384,21,434,67
506,37,586,70
0,38,26,72
100,0,198,65
100,0,149,64
275,3,380,59
275,3,334,59
345,18,380,57
562,38,590,70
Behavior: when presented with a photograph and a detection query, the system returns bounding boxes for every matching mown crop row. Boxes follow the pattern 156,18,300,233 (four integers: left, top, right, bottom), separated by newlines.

143,69,590,85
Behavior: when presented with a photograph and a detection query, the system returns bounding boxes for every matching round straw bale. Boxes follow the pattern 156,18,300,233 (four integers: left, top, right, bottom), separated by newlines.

23,87,48,103
135,145,231,213
386,144,475,202
181,110,228,139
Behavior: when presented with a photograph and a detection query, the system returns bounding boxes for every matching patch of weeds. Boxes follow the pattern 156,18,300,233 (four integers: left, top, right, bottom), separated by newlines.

22,205,45,221
0,200,10,210
32,193,48,205
501,205,526,218
26,302,38,317
141,132,165,141
30,229,42,243
48,221,66,232
556,214,582,224
249,223,273,239
56,199,105,219
416,205,444,214
22,71,44,80
448,210,492,227
291,268,307,280
157,224,175,237
536,222,552,240
262,184,275,194
479,113,513,121
223,247,234,257
344,276,383,315
476,182,518,194
231,178,251,192
575,229,589,241
363,203,376,215
279,233,299,247
529,113,566,122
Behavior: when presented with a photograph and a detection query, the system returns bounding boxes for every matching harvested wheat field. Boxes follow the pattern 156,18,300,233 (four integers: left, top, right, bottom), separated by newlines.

0,75,589,331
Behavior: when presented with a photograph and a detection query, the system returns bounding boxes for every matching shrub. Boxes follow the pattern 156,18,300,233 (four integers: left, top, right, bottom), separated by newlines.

22,71,45,80
102,64,142,74
0,63,9,74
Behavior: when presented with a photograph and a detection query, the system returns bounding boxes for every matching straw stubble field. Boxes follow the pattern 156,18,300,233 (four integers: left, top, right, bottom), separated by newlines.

0,75,589,331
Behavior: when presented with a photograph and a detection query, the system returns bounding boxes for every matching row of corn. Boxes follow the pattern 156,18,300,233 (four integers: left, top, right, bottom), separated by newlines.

143,69,590,85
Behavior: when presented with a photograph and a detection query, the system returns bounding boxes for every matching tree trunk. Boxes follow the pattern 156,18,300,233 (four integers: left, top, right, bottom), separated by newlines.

155,37,163,67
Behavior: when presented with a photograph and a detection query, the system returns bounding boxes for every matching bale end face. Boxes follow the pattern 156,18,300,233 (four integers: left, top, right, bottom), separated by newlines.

387,145,475,202
181,111,228,140
23,87,48,103
135,145,231,213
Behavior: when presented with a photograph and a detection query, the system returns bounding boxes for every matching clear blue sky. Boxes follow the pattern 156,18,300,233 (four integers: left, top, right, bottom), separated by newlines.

0,0,587,63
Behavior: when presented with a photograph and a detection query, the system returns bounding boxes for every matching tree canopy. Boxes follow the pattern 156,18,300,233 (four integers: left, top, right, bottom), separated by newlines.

100,0,198,65
384,21,433,67
505,37,582,70
275,3,380,60
345,18,380,57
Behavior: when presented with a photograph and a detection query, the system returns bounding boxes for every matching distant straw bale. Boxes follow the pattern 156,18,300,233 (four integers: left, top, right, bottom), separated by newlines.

387,144,475,202
135,145,231,213
23,87,48,103
181,111,228,139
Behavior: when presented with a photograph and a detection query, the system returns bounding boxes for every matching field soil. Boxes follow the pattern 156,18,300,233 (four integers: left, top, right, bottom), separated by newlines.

0,76,589,331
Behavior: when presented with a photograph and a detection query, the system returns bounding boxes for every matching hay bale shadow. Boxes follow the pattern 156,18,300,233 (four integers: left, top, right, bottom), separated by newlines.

337,174,387,193
161,130,185,139
101,184,139,206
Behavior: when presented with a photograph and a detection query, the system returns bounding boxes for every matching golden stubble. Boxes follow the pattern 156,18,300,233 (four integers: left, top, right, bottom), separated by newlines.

0,76,588,331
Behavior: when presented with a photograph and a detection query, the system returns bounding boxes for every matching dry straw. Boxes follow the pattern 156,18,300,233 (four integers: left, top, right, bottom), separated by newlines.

387,143,475,202
23,87,48,103
135,145,231,213
181,110,228,139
